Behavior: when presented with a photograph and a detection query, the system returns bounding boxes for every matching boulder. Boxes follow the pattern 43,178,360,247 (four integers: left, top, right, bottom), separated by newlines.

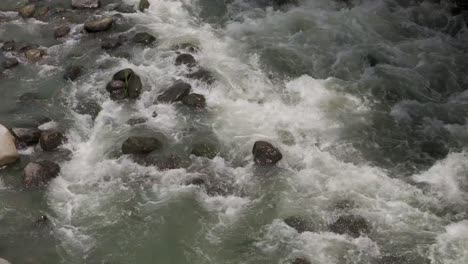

191,142,219,159
63,65,83,81
72,0,100,9
252,141,282,165
284,216,313,233
23,160,60,188
133,32,156,45
0,124,19,167
18,4,36,18
84,17,113,33
186,68,215,84
292,258,311,264
75,100,102,120
157,81,191,103
3,57,19,69
11,127,41,145
0,258,11,264
175,53,196,67
111,68,142,99
25,48,46,61
122,137,163,155
54,26,71,38
329,215,370,238
110,89,127,100
139,0,150,11
39,130,63,151
182,93,206,109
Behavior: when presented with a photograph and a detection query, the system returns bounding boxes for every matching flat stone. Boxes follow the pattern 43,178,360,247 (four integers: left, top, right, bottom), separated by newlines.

292,258,311,264
0,124,19,167
127,118,147,125
157,81,191,103
191,142,219,159
84,17,113,33
284,216,313,233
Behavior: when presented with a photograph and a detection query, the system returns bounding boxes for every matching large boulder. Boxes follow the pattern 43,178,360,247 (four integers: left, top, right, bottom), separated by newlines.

0,124,19,167
157,81,191,103
182,93,206,109
329,215,370,238
39,130,64,151
122,137,163,155
11,127,41,146
84,17,113,33
109,68,142,100
252,141,282,165
139,0,150,11
18,4,36,18
23,160,60,188
72,0,100,9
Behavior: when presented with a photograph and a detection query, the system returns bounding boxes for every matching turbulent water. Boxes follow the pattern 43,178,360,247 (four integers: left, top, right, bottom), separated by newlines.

1,0,468,263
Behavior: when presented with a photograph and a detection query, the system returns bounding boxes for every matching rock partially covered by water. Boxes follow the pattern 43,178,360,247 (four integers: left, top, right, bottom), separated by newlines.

186,68,215,84
25,48,46,61
39,130,64,151
54,26,71,39
139,0,150,11
284,216,313,233
122,137,163,155
0,124,19,167
64,65,83,81
84,17,113,33
133,32,156,46
191,142,219,159
11,127,41,146
3,57,19,69
101,35,127,50
175,53,196,67
108,69,143,100
157,81,191,103
292,258,311,264
252,141,282,165
18,4,36,18
182,93,206,109
75,100,102,120
72,0,100,9
329,215,370,238
23,160,60,188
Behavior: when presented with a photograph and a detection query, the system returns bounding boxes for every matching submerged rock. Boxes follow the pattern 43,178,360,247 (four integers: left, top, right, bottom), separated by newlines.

75,100,102,120
284,216,313,233
18,4,36,18
1,41,15,51
72,0,100,9
122,137,163,155
127,118,147,126
64,65,83,81
0,124,19,167
39,130,63,151
252,141,282,165
186,68,215,84
329,215,370,238
3,57,19,69
420,140,448,159
101,35,126,50
54,26,71,38
182,93,206,109
133,32,156,45
139,0,150,11
154,154,184,170
175,53,196,67
157,81,191,103
84,17,113,33
191,142,219,159
25,48,46,61
23,160,60,188
11,127,41,146
292,258,311,264
114,4,136,13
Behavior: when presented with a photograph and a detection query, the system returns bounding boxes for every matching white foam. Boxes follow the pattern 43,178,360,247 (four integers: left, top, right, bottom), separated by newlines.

430,220,468,264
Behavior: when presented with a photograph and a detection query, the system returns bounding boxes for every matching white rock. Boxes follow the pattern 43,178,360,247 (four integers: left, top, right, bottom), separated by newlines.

0,124,19,167
0,258,11,264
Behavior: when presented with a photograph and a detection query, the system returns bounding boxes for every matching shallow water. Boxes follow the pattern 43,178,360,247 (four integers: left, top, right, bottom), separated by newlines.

1,0,468,263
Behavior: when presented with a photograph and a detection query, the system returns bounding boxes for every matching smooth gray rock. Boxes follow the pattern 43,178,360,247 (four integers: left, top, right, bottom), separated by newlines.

329,215,370,238
84,17,113,33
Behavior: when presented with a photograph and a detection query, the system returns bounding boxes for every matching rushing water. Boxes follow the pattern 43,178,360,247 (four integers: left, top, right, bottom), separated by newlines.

1,0,468,263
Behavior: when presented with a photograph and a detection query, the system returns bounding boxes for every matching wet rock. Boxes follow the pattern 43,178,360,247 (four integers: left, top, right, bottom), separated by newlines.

19,92,40,102
173,43,200,53
139,0,150,11
106,80,125,92
11,127,41,146
111,68,142,99
186,177,205,186
63,65,83,81
182,93,206,109
191,142,219,159
252,141,283,165
84,17,113,33
23,160,60,188
101,35,126,50
16,43,39,53
110,89,127,100
284,216,313,233
54,26,71,38
122,137,163,155
292,258,311,264
329,215,370,238
133,32,156,46
1,41,15,51
34,215,50,227
39,130,63,151
3,57,19,69
72,0,100,9
0,124,19,167
175,53,196,67
157,155,185,170
367,54,378,67
75,100,102,120
34,5,49,19
420,140,448,159
114,4,136,13
127,118,147,125
0,258,11,264
25,48,46,61
186,68,215,84
18,4,36,18
157,81,191,103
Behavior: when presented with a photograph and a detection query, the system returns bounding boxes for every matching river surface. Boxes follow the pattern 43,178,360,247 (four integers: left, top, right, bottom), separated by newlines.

1,0,468,263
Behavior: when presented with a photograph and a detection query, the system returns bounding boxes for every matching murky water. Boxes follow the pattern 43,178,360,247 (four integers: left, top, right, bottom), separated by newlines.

1,0,468,263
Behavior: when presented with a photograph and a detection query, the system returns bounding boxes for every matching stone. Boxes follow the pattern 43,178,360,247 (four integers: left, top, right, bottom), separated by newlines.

157,81,191,103
292,258,311,264
182,93,206,109
72,0,100,9
110,89,127,101
63,65,83,81
23,160,60,188
127,118,147,125
25,48,45,61
186,68,215,84
1,41,15,51
252,141,283,165
122,137,163,155
329,215,370,238
75,100,102,120
0,124,19,167
114,4,136,13
139,0,150,11
54,26,71,38
284,216,313,233
111,68,142,99
84,17,113,33
101,35,126,50
133,32,156,45
39,130,63,151
106,80,125,92
18,4,36,18
154,154,183,170
175,53,196,67
367,54,378,67
3,58,19,69
191,142,219,159
11,127,41,145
